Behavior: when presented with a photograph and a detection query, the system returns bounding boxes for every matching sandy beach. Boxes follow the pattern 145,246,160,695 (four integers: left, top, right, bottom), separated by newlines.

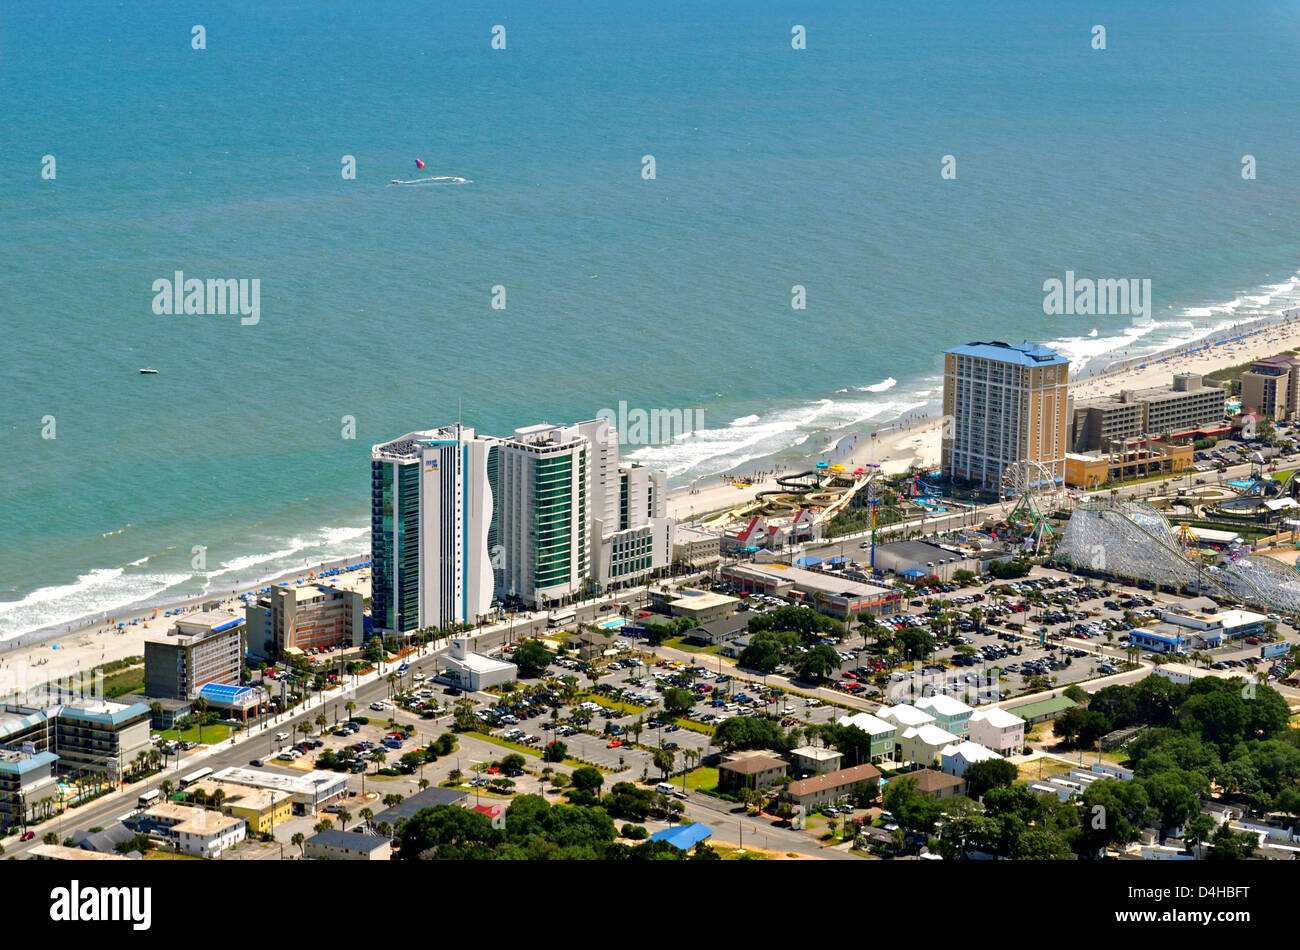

0,564,372,702
10,314,1300,695
667,314,1300,524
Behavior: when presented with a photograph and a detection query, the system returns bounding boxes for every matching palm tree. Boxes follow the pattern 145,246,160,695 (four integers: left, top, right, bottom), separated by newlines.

418,778,429,791
160,779,174,800
386,673,397,700
211,788,226,810
313,819,333,835
376,821,392,839
371,751,386,774
345,700,356,720
291,832,305,856
359,807,374,831
336,808,352,831
193,696,209,744
315,712,328,734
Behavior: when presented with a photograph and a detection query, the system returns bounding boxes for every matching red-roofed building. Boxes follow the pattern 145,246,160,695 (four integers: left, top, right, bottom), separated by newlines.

472,803,506,830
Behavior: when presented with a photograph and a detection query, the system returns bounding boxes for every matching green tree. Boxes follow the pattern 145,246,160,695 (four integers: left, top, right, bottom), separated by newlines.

662,688,695,717
291,832,306,856
1206,822,1257,861
512,639,554,677
543,741,567,762
653,747,676,780
962,758,1019,799
895,626,934,661
793,645,841,683
570,767,604,797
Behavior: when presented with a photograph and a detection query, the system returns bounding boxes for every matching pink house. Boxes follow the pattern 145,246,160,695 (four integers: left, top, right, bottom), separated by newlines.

967,707,1025,755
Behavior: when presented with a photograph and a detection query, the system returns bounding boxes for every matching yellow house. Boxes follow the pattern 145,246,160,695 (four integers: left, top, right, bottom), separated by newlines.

190,780,293,835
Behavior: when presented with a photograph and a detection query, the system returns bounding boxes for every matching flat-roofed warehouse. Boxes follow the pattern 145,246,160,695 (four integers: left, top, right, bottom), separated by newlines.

719,562,903,619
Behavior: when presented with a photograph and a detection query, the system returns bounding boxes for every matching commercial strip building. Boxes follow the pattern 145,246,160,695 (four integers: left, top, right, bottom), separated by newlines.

942,341,1070,491
373,785,468,827
1160,603,1267,642
1153,663,1260,686
371,419,675,634
245,583,364,660
672,526,721,568
872,540,984,583
305,828,391,860
28,843,129,861
1003,694,1078,725
437,638,518,691
188,779,293,835
1070,373,1227,452
143,611,246,701
654,589,740,624
1064,440,1193,489
209,767,347,814
780,763,882,810
719,562,903,619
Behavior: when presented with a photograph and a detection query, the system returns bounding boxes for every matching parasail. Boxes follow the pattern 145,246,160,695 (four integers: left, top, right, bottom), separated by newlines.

415,158,426,169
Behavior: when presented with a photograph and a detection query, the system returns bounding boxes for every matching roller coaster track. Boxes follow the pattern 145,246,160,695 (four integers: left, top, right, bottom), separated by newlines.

1056,498,1300,613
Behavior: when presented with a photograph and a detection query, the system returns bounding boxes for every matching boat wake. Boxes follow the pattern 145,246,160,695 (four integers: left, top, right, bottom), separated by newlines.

389,176,471,186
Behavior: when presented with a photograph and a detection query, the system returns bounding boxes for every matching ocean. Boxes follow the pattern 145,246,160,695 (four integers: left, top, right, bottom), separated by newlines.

4,0,1300,640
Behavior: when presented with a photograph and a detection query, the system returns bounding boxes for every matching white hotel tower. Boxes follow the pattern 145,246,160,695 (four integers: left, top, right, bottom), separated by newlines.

371,419,673,636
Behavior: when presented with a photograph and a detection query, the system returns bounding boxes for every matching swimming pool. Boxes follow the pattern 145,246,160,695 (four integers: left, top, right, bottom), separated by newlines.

597,618,627,630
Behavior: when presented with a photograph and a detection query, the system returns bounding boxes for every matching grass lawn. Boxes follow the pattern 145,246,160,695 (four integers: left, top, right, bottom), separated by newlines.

669,717,715,736
715,845,771,860
663,637,723,657
682,766,719,791
473,731,601,771
159,723,235,744
143,850,201,860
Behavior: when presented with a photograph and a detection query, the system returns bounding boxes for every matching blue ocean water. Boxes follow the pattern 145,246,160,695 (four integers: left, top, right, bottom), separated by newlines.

4,0,1300,638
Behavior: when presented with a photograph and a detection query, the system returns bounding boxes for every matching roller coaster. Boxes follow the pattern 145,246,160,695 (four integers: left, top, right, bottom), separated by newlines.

1055,497,1300,613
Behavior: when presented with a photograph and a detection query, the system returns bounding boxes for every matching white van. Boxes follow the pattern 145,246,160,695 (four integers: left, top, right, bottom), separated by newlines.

656,782,677,795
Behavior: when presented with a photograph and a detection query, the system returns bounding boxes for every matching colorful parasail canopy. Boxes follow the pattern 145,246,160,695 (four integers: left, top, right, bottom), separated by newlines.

415,158,426,169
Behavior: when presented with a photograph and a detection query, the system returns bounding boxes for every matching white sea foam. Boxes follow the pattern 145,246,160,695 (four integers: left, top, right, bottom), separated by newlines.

858,377,898,393
0,568,192,643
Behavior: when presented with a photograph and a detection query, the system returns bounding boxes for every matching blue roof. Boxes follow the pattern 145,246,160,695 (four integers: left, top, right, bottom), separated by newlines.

648,822,713,850
0,750,58,775
1132,630,1184,643
794,556,823,568
199,683,252,702
945,340,1069,368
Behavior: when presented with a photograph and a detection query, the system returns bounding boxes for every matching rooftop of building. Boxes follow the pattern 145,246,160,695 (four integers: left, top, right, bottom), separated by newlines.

878,704,937,727
189,779,293,811
308,828,389,851
785,763,882,797
210,767,346,796
914,695,974,717
837,711,897,735
940,740,1002,762
669,590,740,611
877,539,973,563
0,749,58,774
1004,694,1079,720
719,750,788,774
29,843,130,861
945,340,1069,368
968,706,1025,728
790,745,842,761
374,785,468,824
891,767,964,793
722,561,893,599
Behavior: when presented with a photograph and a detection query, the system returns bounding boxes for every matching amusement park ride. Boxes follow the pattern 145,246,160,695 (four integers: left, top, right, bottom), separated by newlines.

999,460,1064,552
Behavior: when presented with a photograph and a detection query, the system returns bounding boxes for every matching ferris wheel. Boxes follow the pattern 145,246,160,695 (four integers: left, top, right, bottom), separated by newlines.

1000,460,1062,544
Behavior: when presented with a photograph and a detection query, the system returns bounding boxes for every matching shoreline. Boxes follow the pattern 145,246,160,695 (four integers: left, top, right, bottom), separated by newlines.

9,309,1300,661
